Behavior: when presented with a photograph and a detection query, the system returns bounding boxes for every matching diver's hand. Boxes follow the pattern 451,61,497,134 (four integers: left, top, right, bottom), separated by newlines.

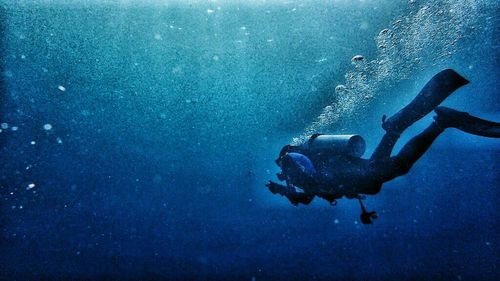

360,211,378,225
266,181,286,195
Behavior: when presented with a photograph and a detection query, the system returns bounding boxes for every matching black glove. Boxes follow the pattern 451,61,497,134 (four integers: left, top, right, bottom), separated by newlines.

360,211,378,224
266,181,285,195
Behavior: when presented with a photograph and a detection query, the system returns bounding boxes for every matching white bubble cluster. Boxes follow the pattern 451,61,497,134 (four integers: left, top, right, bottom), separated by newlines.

293,0,481,144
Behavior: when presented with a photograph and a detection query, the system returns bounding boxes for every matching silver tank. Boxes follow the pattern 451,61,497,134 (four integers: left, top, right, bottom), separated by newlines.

300,134,366,158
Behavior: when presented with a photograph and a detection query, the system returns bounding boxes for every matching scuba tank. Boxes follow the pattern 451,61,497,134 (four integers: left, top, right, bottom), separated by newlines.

300,134,366,158
275,134,366,168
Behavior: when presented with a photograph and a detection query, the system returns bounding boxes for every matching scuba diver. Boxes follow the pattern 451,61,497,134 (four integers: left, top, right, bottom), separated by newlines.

266,69,500,224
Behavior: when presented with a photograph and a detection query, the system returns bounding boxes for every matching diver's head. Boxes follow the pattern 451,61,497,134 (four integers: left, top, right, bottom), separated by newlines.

280,152,317,187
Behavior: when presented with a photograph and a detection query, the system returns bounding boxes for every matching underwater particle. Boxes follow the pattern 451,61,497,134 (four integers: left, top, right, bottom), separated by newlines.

213,55,219,61
200,185,211,194
315,57,327,63
335,84,347,93
154,33,162,40
153,175,162,184
56,137,63,144
207,9,214,14
27,183,35,190
185,99,191,104
42,67,48,73
360,21,369,30
3,70,13,78
266,39,273,42
409,0,416,3
1,123,8,129
0,129,2,133
351,55,364,63
197,256,208,264
11,126,18,131
334,219,339,224
58,85,66,92
30,141,36,145
43,123,53,131
240,26,246,30
172,65,183,74
21,55,26,60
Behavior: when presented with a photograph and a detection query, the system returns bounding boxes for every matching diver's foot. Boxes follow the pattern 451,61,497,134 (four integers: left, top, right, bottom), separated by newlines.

433,106,470,129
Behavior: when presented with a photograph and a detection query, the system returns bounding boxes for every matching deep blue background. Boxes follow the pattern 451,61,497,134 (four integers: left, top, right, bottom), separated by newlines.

1,1,499,280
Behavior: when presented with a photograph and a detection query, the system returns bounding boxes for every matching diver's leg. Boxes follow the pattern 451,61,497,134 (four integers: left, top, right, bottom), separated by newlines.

376,122,444,182
373,107,500,182
371,69,468,161
382,69,469,134
370,131,401,161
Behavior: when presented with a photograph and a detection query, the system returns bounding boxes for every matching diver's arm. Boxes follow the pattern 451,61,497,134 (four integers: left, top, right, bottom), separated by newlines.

266,181,315,206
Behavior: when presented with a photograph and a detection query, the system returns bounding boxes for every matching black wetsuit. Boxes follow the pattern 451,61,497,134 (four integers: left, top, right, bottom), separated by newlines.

268,69,500,206
272,122,444,204
272,110,500,206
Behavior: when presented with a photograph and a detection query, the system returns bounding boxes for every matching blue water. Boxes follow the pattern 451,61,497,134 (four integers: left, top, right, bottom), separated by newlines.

1,1,499,280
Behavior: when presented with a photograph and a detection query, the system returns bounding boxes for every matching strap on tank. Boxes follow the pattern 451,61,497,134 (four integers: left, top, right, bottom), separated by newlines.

306,133,323,149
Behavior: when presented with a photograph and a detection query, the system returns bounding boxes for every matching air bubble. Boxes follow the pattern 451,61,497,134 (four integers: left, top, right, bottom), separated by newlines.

351,55,364,63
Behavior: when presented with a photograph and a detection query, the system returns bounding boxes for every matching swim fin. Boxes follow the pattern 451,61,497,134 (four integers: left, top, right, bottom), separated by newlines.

383,69,470,133
434,106,500,138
